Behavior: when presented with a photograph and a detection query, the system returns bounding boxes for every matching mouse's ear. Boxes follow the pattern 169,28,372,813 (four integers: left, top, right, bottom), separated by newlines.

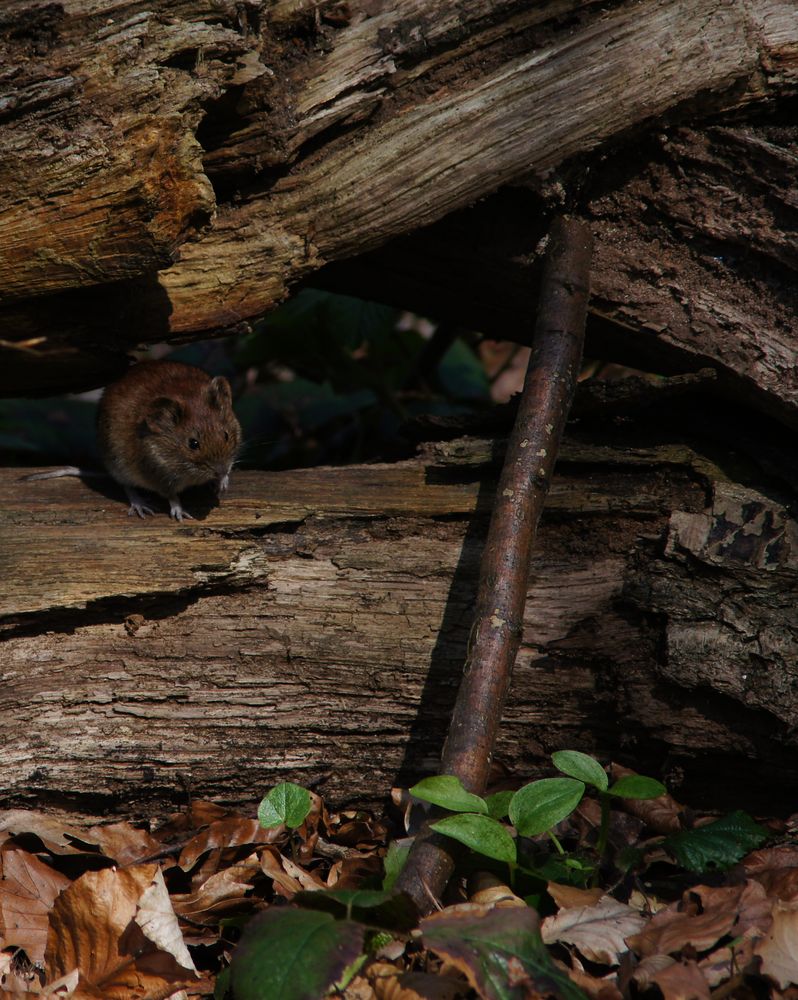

139,396,185,435
207,376,233,410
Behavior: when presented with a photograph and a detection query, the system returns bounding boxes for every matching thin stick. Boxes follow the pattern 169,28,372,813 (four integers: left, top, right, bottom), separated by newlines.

396,215,592,911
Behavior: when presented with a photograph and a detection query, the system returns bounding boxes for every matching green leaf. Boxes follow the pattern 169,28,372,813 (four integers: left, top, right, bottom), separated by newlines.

382,840,410,891
257,783,312,830
410,775,489,814
486,790,515,820
214,965,231,1000
230,908,364,1000
509,778,585,837
431,813,516,864
664,811,767,873
607,775,666,799
293,889,418,933
551,751,608,791
421,905,586,1000
437,338,490,400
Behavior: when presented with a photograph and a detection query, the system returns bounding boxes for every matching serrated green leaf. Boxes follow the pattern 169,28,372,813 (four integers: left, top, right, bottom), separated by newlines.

431,813,517,864
257,782,312,830
607,775,666,800
486,790,515,820
551,751,608,791
509,778,585,837
664,811,767,873
410,775,489,814
230,908,364,1000
422,906,586,1000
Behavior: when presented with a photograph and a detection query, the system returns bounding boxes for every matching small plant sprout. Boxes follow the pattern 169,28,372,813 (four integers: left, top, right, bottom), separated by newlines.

410,754,667,883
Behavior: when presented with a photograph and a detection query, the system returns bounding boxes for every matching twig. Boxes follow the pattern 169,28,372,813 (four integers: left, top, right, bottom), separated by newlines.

396,215,593,912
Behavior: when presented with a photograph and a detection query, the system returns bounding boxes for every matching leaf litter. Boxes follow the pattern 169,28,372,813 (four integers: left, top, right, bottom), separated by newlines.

1,767,798,998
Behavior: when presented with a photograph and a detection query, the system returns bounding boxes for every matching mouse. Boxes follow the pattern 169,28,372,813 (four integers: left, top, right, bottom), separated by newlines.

26,360,242,521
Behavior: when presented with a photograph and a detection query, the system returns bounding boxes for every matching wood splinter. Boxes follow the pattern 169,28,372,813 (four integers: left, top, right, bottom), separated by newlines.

396,215,593,913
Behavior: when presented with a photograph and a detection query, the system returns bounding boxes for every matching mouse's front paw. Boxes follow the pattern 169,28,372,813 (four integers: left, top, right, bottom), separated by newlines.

125,487,156,518
169,498,195,522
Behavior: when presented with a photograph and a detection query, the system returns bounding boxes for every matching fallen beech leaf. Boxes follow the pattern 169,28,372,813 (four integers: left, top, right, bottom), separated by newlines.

699,925,761,987
563,958,623,1000
155,801,231,842
541,896,645,965
470,872,526,908
178,818,282,871
755,898,798,988
0,849,70,964
259,846,304,897
647,959,710,1000
627,881,769,958
0,811,99,856
744,846,798,901
631,954,677,989
608,765,682,834
87,822,160,866
171,858,261,925
46,863,197,999
136,868,196,971
547,883,605,911
421,903,585,1000
281,854,327,891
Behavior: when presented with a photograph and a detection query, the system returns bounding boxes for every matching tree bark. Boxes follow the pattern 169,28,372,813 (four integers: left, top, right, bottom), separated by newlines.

2,0,798,407
4,422,798,817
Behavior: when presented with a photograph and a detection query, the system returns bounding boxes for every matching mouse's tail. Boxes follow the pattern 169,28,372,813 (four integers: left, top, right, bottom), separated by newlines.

21,466,104,481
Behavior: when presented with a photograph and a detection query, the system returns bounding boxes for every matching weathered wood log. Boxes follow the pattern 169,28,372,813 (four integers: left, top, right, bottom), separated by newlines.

2,0,798,403
3,429,798,817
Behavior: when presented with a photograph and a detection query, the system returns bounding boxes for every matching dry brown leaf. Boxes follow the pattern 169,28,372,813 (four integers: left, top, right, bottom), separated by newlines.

153,802,232,846
541,896,645,965
562,958,623,1000
135,868,196,972
754,898,798,988
281,854,326,891
627,881,769,958
45,863,197,999
177,818,282,871
744,846,798,901
547,882,605,910
368,961,466,1000
171,857,261,924
326,855,384,890
0,849,70,965
259,846,303,897
608,764,683,833
699,925,761,987
469,872,525,909
631,954,678,990
86,822,160,866
0,812,97,857
647,958,710,1000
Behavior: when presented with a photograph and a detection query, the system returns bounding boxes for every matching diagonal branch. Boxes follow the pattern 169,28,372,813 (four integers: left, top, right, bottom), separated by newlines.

396,215,593,912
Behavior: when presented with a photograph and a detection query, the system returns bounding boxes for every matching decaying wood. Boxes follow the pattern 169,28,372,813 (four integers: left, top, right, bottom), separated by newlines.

319,122,798,430
2,0,798,401
3,427,798,817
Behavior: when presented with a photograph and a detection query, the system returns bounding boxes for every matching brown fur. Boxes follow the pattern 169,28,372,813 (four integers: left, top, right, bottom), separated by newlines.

97,360,242,516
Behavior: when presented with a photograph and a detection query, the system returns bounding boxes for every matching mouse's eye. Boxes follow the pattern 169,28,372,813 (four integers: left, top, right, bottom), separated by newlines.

188,437,200,451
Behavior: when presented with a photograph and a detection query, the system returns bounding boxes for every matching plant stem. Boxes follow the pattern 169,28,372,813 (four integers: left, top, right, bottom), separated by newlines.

548,831,566,855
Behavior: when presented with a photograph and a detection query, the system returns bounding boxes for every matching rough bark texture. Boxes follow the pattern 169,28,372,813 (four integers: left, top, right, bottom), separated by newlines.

2,0,798,411
4,425,798,817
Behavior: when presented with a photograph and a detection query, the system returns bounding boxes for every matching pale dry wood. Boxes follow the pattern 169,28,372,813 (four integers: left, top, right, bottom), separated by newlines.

2,0,798,393
2,436,797,814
